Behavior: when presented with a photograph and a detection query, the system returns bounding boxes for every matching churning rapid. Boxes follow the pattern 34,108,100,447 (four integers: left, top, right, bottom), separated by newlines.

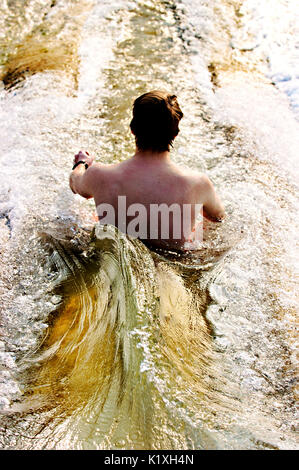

0,0,298,450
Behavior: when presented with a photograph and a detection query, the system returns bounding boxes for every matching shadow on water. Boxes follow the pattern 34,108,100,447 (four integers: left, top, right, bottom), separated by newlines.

1,39,78,90
5,224,238,449
0,0,92,90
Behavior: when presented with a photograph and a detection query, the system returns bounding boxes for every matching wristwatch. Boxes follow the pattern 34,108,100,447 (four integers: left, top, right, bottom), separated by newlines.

72,160,89,171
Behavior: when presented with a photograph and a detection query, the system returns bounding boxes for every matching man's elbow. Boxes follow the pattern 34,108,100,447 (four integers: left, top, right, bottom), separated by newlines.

215,205,226,221
215,211,226,222
80,192,93,199
201,176,225,222
69,175,77,194
70,176,93,199
203,207,225,222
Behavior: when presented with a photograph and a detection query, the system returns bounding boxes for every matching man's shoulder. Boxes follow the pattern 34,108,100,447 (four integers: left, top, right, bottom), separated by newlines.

86,161,117,177
83,162,112,190
176,165,209,186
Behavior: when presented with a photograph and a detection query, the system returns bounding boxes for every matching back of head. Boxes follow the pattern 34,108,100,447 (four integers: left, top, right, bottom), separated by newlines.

130,90,183,153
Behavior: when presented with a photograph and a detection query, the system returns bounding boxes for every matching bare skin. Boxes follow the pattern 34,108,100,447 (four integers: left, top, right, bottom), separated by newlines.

70,149,225,249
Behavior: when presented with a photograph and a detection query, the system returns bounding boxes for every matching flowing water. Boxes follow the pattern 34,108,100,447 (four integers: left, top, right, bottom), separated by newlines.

0,0,298,450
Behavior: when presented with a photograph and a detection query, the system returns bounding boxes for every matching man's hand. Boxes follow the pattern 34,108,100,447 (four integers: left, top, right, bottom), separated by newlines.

73,150,94,168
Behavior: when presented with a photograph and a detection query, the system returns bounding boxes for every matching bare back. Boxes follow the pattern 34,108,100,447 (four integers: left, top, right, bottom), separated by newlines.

70,152,225,250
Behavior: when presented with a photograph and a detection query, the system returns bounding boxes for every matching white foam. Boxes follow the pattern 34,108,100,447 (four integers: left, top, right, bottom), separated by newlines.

0,0,124,235
233,0,299,119
180,0,299,119
0,0,125,409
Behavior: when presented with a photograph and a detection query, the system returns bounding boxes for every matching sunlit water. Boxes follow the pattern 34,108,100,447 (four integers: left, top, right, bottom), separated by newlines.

0,0,298,449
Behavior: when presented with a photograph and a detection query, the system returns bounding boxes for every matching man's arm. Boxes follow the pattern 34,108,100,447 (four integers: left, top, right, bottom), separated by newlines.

70,165,94,199
69,151,97,199
200,175,225,222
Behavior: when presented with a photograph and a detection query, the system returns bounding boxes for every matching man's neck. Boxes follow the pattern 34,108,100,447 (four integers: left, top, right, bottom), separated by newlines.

133,148,171,161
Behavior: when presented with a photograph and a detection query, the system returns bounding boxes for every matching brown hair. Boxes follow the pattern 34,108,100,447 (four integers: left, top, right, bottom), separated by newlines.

130,90,183,152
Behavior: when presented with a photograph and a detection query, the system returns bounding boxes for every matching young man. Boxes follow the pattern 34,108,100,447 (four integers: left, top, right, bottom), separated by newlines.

69,90,225,250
